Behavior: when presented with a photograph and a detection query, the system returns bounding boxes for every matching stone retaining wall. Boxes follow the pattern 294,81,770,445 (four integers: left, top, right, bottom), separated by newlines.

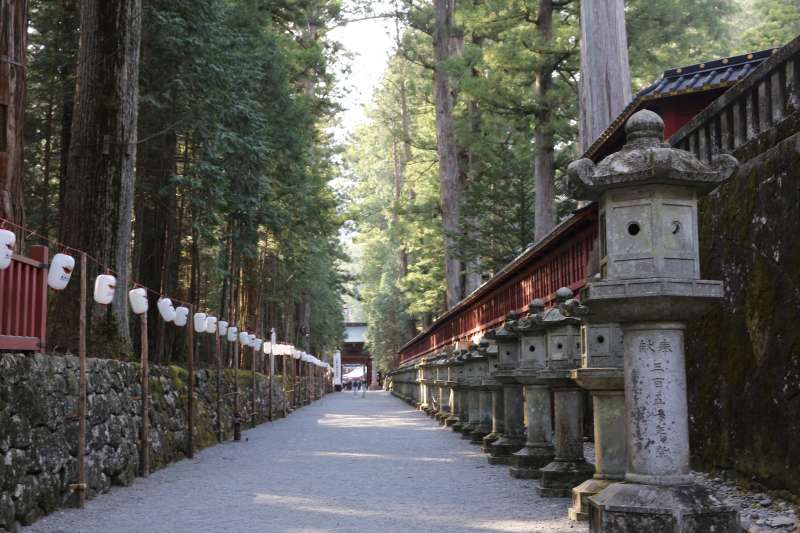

687,128,800,494
0,352,286,531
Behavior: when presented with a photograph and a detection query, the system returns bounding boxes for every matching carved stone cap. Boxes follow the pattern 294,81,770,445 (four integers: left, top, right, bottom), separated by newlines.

485,311,520,340
568,110,737,201
526,287,582,328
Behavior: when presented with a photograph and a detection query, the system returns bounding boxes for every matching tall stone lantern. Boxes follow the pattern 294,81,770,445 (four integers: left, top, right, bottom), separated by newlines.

480,340,505,453
484,313,526,465
531,289,595,496
468,341,494,444
444,351,463,428
568,109,738,532
449,350,468,432
568,320,625,521
508,299,554,479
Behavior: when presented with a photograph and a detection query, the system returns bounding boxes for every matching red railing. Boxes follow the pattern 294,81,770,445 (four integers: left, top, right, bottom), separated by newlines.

0,245,49,351
398,205,598,363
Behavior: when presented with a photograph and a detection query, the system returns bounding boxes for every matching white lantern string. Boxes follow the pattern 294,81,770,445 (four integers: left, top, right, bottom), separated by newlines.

47,253,75,290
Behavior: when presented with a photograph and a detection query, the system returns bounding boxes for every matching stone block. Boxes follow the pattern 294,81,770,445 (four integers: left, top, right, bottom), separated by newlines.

588,482,738,533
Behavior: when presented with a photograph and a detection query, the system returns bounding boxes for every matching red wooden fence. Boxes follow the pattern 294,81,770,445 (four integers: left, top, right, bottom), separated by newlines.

398,204,598,363
0,245,49,351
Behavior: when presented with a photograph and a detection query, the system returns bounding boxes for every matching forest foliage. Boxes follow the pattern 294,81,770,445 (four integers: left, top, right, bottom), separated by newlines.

22,0,350,361
345,0,800,370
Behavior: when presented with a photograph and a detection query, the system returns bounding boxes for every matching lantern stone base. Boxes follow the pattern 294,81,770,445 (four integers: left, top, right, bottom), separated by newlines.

508,444,555,479
568,478,616,521
458,422,477,435
487,436,524,465
451,420,465,432
536,459,594,498
444,414,460,427
435,411,450,424
468,424,490,444
481,431,501,453
588,482,738,532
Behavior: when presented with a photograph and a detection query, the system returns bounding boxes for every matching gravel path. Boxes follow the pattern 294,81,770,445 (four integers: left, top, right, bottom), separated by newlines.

27,391,586,533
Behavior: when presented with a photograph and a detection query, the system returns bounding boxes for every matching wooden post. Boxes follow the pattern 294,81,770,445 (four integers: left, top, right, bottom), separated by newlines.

283,354,289,417
186,305,194,458
141,309,150,476
233,335,241,441
215,326,222,442
251,344,256,428
77,253,87,507
268,344,274,421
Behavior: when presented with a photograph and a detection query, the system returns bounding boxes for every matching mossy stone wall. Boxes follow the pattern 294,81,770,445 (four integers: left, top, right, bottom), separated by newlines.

687,128,800,494
0,352,287,531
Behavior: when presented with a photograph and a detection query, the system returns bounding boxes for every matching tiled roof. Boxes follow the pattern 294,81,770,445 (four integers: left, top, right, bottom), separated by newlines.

582,48,778,161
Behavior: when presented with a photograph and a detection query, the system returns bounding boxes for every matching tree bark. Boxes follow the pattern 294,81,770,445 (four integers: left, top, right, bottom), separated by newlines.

433,0,463,310
579,0,632,153
0,0,28,225
533,0,557,243
52,0,143,353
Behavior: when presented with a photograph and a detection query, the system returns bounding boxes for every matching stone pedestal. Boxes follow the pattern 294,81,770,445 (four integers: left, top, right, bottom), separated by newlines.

537,376,594,497
482,387,504,452
445,384,460,427
461,386,480,439
488,383,525,465
568,371,626,520
434,379,450,424
509,383,554,478
569,362,626,521
451,387,466,432
469,389,492,444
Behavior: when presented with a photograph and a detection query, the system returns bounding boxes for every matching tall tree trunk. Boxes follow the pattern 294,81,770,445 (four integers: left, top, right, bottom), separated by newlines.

533,0,556,242
0,0,27,225
56,0,78,222
579,0,632,152
433,0,463,310
52,0,143,353
463,30,484,295
39,96,55,237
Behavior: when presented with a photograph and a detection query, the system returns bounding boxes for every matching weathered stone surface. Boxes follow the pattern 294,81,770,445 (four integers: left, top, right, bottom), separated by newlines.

0,352,287,526
687,130,800,495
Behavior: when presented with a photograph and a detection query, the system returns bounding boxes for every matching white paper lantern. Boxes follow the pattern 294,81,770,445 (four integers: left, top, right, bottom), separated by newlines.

205,315,217,334
254,339,263,351
128,288,148,315
0,229,15,270
218,320,228,336
157,298,176,322
248,334,256,347
193,312,207,333
93,274,116,305
174,306,189,327
239,331,249,345
227,326,238,342
47,253,75,290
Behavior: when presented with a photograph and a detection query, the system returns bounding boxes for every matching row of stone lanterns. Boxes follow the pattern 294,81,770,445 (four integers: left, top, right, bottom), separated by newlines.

389,111,740,532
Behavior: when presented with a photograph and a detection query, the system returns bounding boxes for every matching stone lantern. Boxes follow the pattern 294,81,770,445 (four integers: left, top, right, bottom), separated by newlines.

467,341,494,444
444,351,463,427
507,299,554,479
433,353,451,423
568,320,625,521
568,109,738,532
480,340,505,453
484,313,525,464
459,345,481,439
415,357,428,411
449,350,469,431
529,289,594,496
